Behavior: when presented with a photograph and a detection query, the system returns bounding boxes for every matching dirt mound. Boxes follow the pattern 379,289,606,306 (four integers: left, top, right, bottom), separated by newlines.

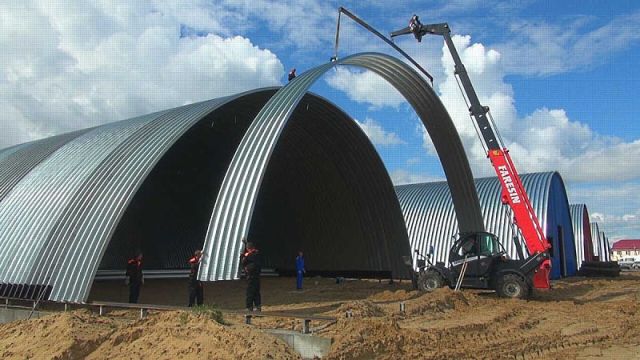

367,289,416,302
0,309,117,359
405,287,476,315
335,300,385,318
88,311,300,360
325,317,409,360
0,310,300,360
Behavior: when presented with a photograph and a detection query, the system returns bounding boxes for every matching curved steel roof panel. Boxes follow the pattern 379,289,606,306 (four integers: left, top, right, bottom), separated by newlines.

0,129,91,203
0,89,278,302
38,92,274,302
0,143,27,162
395,172,577,279
570,204,594,267
201,52,484,281
0,114,160,296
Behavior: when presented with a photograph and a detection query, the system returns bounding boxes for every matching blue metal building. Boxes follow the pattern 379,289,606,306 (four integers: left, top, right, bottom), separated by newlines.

395,172,578,279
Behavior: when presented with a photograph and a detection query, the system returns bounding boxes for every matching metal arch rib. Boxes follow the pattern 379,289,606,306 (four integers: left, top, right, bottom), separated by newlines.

201,52,484,281
570,204,589,266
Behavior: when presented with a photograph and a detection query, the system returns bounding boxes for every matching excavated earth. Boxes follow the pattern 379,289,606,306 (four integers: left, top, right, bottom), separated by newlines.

1,273,639,359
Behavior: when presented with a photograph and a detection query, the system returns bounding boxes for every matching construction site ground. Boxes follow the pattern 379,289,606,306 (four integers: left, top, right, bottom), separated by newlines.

1,272,639,359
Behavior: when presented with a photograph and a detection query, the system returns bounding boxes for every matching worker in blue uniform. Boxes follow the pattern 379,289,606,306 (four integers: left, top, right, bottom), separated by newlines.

296,250,305,290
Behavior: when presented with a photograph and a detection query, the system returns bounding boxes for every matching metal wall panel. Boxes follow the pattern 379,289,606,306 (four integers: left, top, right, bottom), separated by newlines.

201,52,484,281
395,172,578,279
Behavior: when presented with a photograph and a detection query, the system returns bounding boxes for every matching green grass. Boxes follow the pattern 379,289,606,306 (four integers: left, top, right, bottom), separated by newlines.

189,304,226,325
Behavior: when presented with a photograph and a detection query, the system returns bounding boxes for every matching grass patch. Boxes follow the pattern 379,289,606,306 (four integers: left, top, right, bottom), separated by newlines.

190,304,226,325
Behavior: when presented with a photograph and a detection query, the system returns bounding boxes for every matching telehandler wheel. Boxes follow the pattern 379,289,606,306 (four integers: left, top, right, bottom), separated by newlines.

496,274,529,299
418,270,444,292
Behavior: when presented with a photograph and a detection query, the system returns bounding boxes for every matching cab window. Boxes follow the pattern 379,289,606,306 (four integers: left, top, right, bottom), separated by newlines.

457,237,477,257
478,234,500,256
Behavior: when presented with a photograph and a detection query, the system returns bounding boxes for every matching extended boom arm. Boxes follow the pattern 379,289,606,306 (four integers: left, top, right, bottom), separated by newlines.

392,21,552,289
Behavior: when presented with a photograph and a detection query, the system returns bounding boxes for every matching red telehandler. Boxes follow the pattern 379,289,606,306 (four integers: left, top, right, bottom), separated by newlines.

391,16,553,298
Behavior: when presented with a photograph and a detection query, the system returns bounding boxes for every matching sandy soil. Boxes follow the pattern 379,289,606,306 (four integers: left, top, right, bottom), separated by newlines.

0,309,300,360
2,273,640,359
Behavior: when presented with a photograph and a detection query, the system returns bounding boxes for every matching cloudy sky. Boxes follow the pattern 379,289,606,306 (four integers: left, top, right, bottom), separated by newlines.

1,1,639,241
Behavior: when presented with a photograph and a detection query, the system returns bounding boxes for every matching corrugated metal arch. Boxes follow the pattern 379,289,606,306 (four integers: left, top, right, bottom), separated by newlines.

0,86,414,302
570,204,594,267
0,129,91,203
395,172,578,279
201,52,484,281
590,222,601,259
0,89,279,302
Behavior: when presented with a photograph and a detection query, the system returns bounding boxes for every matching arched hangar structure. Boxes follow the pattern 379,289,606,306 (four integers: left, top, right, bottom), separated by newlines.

0,53,485,303
201,52,486,281
589,223,611,261
570,204,595,268
395,172,578,279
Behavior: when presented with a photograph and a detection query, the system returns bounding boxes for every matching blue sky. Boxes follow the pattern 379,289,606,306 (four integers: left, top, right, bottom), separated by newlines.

0,1,639,241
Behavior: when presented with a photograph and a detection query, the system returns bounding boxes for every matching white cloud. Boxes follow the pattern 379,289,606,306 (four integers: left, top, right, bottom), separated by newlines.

390,169,443,185
496,10,640,76
588,211,640,242
323,28,640,184
322,28,640,187
0,1,284,148
433,34,640,182
325,68,405,109
570,183,640,241
355,117,406,146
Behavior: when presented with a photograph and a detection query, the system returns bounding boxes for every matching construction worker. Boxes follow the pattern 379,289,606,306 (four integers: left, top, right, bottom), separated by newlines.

125,253,144,303
241,242,261,311
295,250,305,290
288,68,296,81
188,250,204,307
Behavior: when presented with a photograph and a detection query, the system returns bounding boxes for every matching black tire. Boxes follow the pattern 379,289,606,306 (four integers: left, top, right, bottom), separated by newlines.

496,274,529,299
418,270,444,292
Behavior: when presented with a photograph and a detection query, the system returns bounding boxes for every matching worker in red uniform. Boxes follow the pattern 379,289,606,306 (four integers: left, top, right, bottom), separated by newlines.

240,242,262,311
125,253,144,303
188,250,204,307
